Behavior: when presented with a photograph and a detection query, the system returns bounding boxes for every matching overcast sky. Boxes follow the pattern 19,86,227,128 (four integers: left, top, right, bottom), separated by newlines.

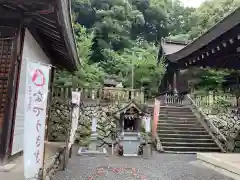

180,0,206,7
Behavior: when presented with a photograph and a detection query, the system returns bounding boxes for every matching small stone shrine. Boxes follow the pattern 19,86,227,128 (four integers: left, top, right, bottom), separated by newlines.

112,101,151,157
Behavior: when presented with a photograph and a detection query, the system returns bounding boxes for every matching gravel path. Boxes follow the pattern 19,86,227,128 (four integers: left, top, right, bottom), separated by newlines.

53,151,232,180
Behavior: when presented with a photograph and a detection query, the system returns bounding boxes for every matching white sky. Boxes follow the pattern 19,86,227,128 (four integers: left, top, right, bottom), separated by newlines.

179,0,206,7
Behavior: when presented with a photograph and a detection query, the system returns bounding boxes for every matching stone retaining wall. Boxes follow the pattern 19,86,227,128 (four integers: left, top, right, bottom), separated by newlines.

44,147,66,180
42,142,67,180
188,95,240,151
48,98,71,142
206,108,240,139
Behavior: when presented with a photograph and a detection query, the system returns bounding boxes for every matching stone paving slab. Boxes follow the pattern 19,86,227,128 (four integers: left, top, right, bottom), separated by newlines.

0,141,65,180
197,153,240,178
0,156,24,180
53,150,233,180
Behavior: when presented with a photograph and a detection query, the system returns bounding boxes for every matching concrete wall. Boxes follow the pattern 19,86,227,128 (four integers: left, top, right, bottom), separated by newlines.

11,29,51,155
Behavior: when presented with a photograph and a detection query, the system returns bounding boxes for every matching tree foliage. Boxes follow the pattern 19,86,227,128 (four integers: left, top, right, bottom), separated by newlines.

187,0,240,39
55,24,104,88
197,69,230,91
183,68,231,92
56,0,169,93
56,0,239,97
169,0,240,41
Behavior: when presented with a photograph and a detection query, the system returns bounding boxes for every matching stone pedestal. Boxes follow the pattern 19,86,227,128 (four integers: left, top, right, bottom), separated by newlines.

142,135,152,158
77,131,108,157
143,144,152,159
89,132,98,151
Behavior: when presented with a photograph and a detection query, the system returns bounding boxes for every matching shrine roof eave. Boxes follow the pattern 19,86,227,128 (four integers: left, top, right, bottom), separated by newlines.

112,100,150,116
0,0,80,72
166,7,240,63
57,0,79,71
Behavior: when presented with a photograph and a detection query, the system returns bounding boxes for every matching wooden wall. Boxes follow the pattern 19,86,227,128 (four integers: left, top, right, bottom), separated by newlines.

0,38,14,142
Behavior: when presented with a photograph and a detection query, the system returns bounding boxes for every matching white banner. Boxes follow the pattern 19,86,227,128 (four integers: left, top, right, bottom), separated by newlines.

24,60,50,179
145,116,151,133
69,91,81,146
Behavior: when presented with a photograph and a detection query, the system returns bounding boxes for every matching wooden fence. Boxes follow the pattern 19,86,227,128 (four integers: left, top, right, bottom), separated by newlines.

52,87,144,103
190,91,238,114
191,93,237,107
157,93,185,106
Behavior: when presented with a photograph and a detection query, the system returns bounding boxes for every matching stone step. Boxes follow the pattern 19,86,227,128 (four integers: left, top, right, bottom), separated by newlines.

162,146,221,152
122,137,139,141
158,118,199,123
123,132,139,136
159,108,192,111
159,111,193,115
160,107,192,112
161,142,217,148
162,151,199,154
159,113,194,117
157,123,201,128
160,137,214,143
159,113,195,117
158,120,200,124
158,126,205,131
159,133,212,139
158,130,209,135
147,107,192,113
159,115,197,119
159,115,196,119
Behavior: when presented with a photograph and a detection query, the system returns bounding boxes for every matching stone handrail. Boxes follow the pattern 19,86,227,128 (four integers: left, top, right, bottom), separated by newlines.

155,133,164,152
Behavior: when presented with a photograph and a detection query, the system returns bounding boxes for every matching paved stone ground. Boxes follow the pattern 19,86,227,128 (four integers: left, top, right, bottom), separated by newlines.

53,151,233,180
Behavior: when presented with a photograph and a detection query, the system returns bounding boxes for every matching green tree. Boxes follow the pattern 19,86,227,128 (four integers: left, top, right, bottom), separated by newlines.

166,0,195,37
55,23,104,88
65,0,239,96
188,0,240,39
130,0,169,42
121,41,166,96
183,68,230,92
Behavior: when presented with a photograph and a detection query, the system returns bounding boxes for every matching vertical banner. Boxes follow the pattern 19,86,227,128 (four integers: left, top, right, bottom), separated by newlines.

24,60,50,179
69,91,81,147
152,98,160,138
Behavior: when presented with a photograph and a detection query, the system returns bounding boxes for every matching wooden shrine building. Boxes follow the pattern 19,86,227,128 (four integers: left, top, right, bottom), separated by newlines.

112,101,149,134
111,100,150,156
0,0,79,165
159,7,240,93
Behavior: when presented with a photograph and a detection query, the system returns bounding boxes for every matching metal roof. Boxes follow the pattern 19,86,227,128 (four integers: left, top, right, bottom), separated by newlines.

161,40,187,55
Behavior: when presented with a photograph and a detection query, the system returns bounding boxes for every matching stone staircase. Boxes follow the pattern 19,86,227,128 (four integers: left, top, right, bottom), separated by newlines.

151,106,222,153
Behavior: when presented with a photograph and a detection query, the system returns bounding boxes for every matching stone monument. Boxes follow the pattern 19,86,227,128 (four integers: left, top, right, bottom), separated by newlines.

89,117,98,150
143,116,152,158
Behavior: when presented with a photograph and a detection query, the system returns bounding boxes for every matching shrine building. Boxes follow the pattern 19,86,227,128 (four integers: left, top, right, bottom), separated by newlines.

159,7,240,93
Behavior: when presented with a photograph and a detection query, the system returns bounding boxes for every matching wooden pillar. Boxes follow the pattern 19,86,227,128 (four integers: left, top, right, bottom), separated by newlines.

173,70,179,95
173,72,176,92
